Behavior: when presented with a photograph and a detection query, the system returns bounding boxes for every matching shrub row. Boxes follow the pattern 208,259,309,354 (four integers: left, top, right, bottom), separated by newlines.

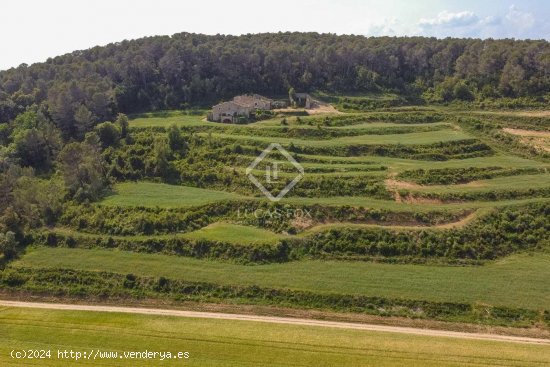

41,203,549,263
216,137,494,160
58,201,471,236
1,267,544,327
401,187,550,202
397,167,546,185
300,203,550,260
457,118,550,161
304,112,447,126
33,231,290,264
170,124,450,140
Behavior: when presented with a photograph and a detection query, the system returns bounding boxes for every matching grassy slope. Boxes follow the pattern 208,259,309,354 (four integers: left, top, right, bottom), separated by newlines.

129,111,209,127
13,247,550,309
2,307,548,367
400,174,550,194
299,153,546,170
49,224,286,245
101,182,245,207
99,181,549,210
181,222,285,244
204,128,472,146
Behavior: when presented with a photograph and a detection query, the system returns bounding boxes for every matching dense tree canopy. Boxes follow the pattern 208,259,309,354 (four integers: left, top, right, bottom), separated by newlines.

0,33,549,137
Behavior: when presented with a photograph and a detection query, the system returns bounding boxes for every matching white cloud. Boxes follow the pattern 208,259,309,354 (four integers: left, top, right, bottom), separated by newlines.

367,17,399,36
505,5,535,30
419,10,478,28
480,16,501,27
416,5,541,39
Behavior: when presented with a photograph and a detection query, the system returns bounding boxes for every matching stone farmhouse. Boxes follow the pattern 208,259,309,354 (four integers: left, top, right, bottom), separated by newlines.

208,94,273,123
294,93,313,109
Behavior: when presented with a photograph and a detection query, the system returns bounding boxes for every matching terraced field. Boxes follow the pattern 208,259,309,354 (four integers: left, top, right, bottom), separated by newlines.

3,107,550,329
14,247,550,309
102,182,245,207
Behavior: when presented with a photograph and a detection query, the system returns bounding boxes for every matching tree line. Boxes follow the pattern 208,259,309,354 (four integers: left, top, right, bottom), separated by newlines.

1,33,549,139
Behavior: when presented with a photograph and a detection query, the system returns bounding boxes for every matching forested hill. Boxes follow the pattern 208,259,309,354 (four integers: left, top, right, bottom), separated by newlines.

1,32,550,127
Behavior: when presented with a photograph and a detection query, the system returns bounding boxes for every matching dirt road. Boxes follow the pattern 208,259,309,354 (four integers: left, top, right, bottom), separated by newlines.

1,300,548,345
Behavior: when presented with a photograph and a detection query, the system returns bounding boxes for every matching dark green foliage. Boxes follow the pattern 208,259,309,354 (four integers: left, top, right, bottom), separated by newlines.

115,113,129,138
453,81,475,101
58,138,109,202
1,34,549,122
278,139,493,161
58,201,238,235
0,231,17,260
398,167,546,185
304,112,446,126
94,122,121,148
300,203,550,261
167,124,187,152
42,203,550,263
403,187,550,202
8,110,62,173
33,231,290,264
205,124,449,140
57,201,466,236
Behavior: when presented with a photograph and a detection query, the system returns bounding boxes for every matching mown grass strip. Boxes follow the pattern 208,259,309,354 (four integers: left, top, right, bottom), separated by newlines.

10,247,550,310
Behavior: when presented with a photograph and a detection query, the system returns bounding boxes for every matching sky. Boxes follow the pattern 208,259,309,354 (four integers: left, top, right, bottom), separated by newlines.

1,0,549,70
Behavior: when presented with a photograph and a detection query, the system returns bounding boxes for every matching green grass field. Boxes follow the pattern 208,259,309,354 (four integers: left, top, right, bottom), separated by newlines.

101,182,245,207
13,247,550,309
45,224,287,245
129,110,209,127
6,106,550,351
205,128,472,146
100,181,550,210
317,153,545,169
181,222,285,244
2,307,547,367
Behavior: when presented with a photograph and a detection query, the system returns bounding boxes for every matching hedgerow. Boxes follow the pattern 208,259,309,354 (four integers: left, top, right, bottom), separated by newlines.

1,267,544,327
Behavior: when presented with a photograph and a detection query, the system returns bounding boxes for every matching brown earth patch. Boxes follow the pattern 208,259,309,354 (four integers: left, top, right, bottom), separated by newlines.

291,214,315,230
398,194,443,204
274,97,342,115
503,128,550,138
436,210,479,229
385,179,485,191
503,128,550,153
514,110,550,117
303,209,479,233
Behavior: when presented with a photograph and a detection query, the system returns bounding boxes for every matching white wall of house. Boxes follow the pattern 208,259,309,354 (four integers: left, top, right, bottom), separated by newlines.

211,101,252,122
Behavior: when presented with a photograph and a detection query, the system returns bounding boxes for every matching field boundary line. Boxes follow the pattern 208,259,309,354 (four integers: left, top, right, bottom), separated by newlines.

1,300,548,345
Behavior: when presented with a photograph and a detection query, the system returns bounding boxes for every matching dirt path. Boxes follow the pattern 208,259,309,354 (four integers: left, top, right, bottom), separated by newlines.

385,178,484,191
472,110,550,118
503,128,550,138
302,209,479,234
506,111,550,117
1,300,548,345
435,210,479,229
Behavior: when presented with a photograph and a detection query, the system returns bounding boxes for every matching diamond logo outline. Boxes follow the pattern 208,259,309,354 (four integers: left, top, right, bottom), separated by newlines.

246,143,304,202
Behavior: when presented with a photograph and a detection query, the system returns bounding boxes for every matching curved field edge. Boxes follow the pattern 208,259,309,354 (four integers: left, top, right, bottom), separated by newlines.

36,202,549,265
45,208,483,244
